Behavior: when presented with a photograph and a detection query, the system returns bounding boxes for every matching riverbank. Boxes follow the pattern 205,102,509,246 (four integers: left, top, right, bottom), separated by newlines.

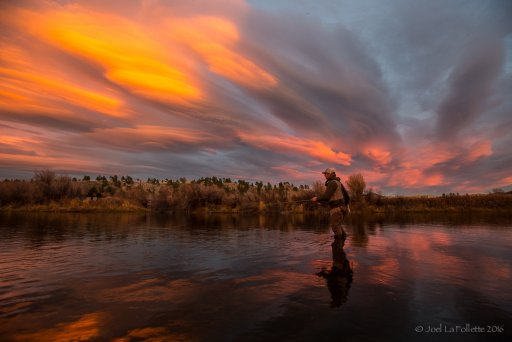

2,172,511,214
2,200,512,214
0,199,147,213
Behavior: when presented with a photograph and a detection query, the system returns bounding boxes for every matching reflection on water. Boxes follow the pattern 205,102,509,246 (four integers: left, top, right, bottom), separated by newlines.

1,212,511,341
317,235,353,307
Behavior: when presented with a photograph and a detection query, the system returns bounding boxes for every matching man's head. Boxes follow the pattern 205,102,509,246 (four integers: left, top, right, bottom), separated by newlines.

322,167,336,179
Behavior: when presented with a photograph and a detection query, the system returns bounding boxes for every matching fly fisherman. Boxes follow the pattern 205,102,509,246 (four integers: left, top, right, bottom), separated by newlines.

311,168,350,239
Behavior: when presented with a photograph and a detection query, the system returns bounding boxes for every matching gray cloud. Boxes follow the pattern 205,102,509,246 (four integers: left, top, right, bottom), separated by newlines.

435,37,504,139
239,10,400,148
0,110,105,133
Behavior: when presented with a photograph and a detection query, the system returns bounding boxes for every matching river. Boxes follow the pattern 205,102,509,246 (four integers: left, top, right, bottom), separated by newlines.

0,212,511,341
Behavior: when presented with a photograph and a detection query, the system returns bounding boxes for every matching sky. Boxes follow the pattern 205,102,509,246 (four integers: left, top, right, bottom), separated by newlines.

0,0,511,195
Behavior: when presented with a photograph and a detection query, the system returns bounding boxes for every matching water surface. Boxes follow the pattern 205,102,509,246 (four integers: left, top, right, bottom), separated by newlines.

0,213,511,341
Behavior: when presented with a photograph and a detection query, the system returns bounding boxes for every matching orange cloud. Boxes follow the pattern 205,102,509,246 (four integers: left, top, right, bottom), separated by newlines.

168,16,277,88
238,133,352,165
13,6,202,106
0,135,40,150
0,67,123,118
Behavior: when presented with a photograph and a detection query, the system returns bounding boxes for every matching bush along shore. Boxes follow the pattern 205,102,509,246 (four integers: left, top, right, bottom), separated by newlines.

1,170,511,213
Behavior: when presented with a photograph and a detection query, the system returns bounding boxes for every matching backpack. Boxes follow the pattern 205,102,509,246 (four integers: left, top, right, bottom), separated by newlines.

340,183,351,206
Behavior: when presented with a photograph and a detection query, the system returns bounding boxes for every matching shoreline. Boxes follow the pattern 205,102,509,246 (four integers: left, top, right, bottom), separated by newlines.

2,204,511,214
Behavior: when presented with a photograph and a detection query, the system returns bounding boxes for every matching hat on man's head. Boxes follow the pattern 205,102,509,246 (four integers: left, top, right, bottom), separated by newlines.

322,167,336,175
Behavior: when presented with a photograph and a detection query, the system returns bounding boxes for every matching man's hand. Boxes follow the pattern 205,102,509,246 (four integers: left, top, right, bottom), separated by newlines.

311,196,318,202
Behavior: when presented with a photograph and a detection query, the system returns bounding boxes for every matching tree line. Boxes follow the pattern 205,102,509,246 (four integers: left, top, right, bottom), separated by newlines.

0,170,321,212
0,170,510,212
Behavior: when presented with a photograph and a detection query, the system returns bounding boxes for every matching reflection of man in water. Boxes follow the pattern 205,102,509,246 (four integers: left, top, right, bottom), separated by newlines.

311,168,349,239
317,235,353,307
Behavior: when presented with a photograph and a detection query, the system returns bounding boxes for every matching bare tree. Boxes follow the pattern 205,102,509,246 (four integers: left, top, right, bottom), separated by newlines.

347,173,366,202
34,169,55,185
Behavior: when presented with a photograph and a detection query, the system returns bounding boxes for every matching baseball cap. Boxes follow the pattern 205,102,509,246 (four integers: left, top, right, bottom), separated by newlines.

322,167,336,174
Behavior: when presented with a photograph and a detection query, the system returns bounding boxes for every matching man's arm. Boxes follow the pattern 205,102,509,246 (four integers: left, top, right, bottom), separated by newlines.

314,181,337,202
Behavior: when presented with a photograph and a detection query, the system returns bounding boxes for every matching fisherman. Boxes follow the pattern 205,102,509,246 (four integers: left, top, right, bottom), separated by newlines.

311,167,349,239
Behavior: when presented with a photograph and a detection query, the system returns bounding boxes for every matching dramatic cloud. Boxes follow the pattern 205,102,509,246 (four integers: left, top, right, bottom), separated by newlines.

436,37,504,139
237,133,352,166
1,0,511,194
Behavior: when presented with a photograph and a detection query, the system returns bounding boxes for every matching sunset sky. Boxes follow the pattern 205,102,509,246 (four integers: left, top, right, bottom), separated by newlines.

1,0,511,194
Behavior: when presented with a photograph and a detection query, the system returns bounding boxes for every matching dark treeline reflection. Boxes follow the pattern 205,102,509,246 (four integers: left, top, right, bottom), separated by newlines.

1,211,511,247
0,212,146,247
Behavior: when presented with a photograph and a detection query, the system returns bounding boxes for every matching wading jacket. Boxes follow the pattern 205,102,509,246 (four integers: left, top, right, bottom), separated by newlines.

318,176,346,209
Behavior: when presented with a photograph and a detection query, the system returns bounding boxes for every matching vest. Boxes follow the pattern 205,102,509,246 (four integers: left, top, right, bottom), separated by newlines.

328,180,345,208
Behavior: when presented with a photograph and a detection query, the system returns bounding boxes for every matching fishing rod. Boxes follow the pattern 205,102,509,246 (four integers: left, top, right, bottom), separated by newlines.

233,199,312,204
287,199,351,213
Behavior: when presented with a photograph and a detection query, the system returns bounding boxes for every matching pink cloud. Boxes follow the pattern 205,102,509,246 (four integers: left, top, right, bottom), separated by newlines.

238,133,352,166
464,140,492,162
501,176,512,185
363,147,392,166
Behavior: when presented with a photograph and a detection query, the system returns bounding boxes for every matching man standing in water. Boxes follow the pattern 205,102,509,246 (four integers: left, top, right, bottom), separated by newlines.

311,168,350,239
